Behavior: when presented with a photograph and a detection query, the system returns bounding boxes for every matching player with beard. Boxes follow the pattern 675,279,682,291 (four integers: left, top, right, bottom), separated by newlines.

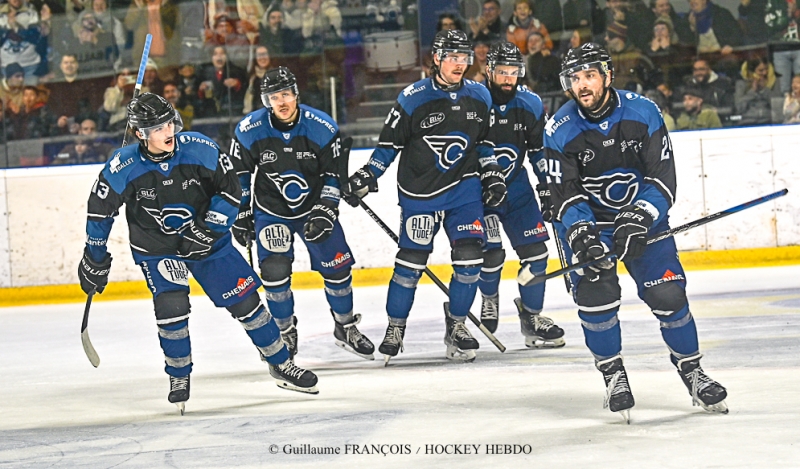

78,93,318,414
477,41,565,348
544,43,727,422
345,30,506,365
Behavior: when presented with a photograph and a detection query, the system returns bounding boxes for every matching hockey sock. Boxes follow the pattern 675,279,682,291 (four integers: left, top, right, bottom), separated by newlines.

158,319,193,377
386,265,421,320
518,258,547,312
238,305,289,365
263,284,294,327
478,268,501,297
579,309,622,360
324,274,354,321
656,305,700,362
449,265,482,318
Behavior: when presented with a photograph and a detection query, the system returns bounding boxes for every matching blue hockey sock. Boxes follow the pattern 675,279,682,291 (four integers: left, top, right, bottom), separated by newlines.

578,309,622,360
158,319,193,377
386,265,421,320
449,265,481,318
238,305,289,365
478,269,501,297
656,305,700,361
325,274,354,320
519,259,547,312
263,283,294,325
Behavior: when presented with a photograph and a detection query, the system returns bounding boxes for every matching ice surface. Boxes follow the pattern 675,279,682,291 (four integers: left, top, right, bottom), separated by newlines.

1,266,799,468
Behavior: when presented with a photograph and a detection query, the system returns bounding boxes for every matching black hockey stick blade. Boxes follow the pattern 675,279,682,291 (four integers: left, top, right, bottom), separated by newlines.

357,199,506,352
81,290,100,368
518,188,789,286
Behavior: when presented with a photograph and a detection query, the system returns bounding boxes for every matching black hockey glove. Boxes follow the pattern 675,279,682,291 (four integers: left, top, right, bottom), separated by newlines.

78,247,112,295
566,221,613,282
613,204,654,262
231,206,254,247
536,182,554,222
480,164,507,208
177,219,225,261
303,199,338,243
344,165,378,207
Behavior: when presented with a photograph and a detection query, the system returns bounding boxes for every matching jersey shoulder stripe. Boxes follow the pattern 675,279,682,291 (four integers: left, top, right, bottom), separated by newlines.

396,77,435,115
544,101,582,150
102,144,141,193
463,79,492,107
298,104,338,147
235,108,270,149
513,86,545,118
618,90,664,136
174,131,221,171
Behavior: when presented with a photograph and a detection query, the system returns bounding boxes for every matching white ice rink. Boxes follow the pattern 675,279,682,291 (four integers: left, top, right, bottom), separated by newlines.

1,265,799,468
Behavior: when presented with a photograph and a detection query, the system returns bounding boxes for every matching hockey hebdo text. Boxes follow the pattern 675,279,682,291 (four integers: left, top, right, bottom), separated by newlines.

267,443,535,456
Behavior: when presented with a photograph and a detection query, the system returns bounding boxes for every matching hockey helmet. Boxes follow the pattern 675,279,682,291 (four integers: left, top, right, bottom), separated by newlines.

127,92,183,139
260,66,299,108
487,41,526,78
431,29,474,65
559,42,613,92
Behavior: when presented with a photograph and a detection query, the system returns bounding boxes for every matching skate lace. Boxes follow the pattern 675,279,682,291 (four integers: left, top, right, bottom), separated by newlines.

170,376,189,392
603,370,630,409
481,295,498,320
279,361,306,380
383,325,405,350
534,314,555,330
452,321,473,341
685,367,714,407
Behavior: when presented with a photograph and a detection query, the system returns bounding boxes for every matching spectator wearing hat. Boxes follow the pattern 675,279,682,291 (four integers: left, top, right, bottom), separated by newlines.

0,0,47,84
0,63,27,115
506,0,552,55
141,58,165,95
606,21,655,93
54,9,118,77
603,0,656,52
676,87,722,129
72,0,126,66
646,17,694,89
526,31,561,92
650,0,694,45
259,6,302,58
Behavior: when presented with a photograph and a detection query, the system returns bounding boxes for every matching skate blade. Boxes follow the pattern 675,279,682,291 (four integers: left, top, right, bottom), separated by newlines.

275,380,319,395
335,340,375,361
445,346,476,362
618,409,631,424
698,399,729,414
175,402,185,416
525,336,566,349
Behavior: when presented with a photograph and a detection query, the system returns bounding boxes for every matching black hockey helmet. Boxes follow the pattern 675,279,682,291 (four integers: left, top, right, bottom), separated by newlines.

260,66,299,108
487,41,526,77
127,92,183,141
431,29,474,64
559,42,613,92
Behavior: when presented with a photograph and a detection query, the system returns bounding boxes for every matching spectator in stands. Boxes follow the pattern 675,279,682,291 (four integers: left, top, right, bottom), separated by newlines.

6,85,56,140
55,10,118,77
281,0,306,32
783,74,800,122
738,0,788,45
681,58,735,110
735,56,783,125
469,0,504,43
260,5,301,58
45,54,107,135
236,0,262,42
163,81,193,130
526,32,561,92
0,63,26,116
204,14,251,69
176,63,203,112
646,18,693,88
98,67,135,131
243,45,271,114
196,45,247,117
0,0,47,84
531,0,563,34
563,0,604,36
437,12,463,31
603,0,656,52
139,58,165,96
606,21,655,93
79,0,125,66
687,0,742,55
52,118,113,165
645,89,675,129
676,87,722,129
751,0,800,94
558,27,592,56
301,0,343,55
650,0,694,45
507,0,552,55
124,0,180,71
465,39,490,83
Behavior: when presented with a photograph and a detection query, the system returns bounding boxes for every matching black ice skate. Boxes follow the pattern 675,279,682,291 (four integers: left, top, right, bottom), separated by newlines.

378,319,406,367
280,316,298,359
168,375,190,416
269,358,319,394
444,302,479,362
332,311,375,360
676,354,728,414
514,298,565,348
480,293,499,333
596,355,635,424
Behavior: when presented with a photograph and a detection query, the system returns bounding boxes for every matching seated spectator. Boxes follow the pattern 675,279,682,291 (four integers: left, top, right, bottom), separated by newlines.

783,74,800,123
243,45,271,114
469,0,505,43
259,6,302,58
604,0,656,52
507,0,552,55
0,63,26,116
675,87,722,129
5,85,56,140
650,0,694,45
646,18,694,88
124,0,180,72
196,46,247,117
204,14,251,69
687,0,742,55
437,13,463,31
142,59,165,96
98,68,135,131
56,10,119,77
162,82,193,130
606,22,655,93
465,39,490,83
563,0,603,35
735,57,784,125
531,0,563,33
681,58,735,110
52,118,114,165
42,54,108,131
175,62,203,111
526,32,561,92
645,89,675,129
0,0,47,84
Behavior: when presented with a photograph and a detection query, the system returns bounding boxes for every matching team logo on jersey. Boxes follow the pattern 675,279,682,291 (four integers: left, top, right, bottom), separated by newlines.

157,259,189,286
500,105,506,112
579,149,595,165
599,121,609,130
582,172,639,210
545,115,569,137
238,115,262,132
420,112,446,129
143,205,194,234
137,188,156,200
265,171,310,210
259,224,292,253
283,133,291,140
405,214,434,245
493,146,519,178
450,92,457,100
109,152,133,174
484,214,502,244
160,162,169,171
260,149,278,164
423,134,469,172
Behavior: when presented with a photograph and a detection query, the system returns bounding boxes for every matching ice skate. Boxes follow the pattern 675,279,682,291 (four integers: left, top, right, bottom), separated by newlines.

378,320,406,366
332,311,375,360
168,375,190,416
676,354,728,414
480,293,499,333
280,316,298,359
515,298,565,348
269,358,319,394
444,302,479,362
596,355,634,423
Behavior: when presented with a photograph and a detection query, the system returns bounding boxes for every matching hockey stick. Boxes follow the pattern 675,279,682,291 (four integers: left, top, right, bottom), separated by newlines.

518,188,789,286
550,221,573,293
81,35,153,367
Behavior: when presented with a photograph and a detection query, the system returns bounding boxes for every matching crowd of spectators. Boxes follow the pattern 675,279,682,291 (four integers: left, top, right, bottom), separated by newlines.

0,0,797,167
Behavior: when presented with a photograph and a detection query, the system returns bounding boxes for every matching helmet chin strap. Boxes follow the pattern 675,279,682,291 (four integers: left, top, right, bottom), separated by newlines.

138,134,174,162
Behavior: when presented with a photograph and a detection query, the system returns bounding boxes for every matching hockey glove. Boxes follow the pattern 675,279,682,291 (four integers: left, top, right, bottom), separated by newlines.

344,165,378,207
536,182,554,222
566,221,613,282
78,247,112,295
481,164,507,208
231,206,255,247
303,199,338,243
177,219,225,261
613,204,654,262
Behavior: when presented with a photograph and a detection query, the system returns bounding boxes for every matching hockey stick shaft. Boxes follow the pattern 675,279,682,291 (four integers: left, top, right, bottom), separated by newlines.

121,33,153,147
81,290,100,367
550,221,573,293
518,188,788,286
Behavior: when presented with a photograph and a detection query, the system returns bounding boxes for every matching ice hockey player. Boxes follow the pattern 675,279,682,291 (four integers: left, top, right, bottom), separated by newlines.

344,30,507,365
78,93,318,415
230,67,375,361
544,43,727,422
478,41,565,348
